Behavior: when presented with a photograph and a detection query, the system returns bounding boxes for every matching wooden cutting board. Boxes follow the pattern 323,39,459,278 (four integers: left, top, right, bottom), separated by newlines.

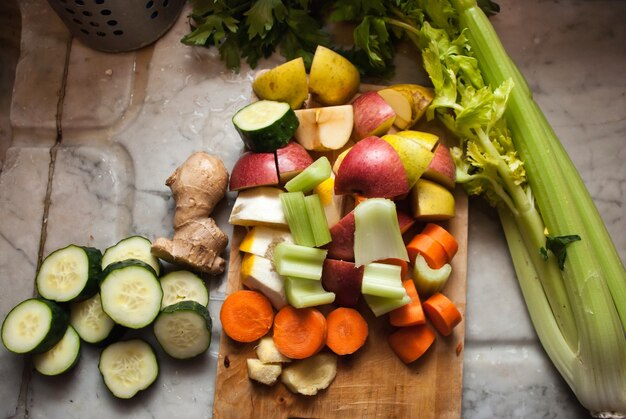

213,198,467,418
213,89,468,418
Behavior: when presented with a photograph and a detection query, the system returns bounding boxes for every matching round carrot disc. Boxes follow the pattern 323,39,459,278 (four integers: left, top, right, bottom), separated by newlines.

220,290,274,343
272,305,327,359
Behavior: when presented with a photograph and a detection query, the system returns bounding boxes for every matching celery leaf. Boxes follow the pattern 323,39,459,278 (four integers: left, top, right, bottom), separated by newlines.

540,234,582,270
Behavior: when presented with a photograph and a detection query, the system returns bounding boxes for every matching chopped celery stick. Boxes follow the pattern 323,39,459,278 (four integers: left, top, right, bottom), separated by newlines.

284,157,332,193
285,277,335,308
361,262,405,298
354,198,409,267
413,253,452,298
304,194,332,247
273,242,327,280
364,293,411,317
280,191,315,247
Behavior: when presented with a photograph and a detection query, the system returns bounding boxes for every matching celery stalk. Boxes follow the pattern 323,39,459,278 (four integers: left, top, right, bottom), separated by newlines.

422,1,626,414
353,198,409,267
272,242,327,280
284,157,332,193
363,293,411,317
361,263,406,299
280,191,315,247
284,277,336,308
304,194,332,247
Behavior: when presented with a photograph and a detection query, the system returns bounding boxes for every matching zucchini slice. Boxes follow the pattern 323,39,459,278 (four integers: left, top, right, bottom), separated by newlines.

232,100,299,152
70,293,119,345
1,298,69,354
99,339,159,399
160,270,209,309
153,301,212,359
102,236,161,276
33,325,81,376
36,244,102,302
99,260,162,329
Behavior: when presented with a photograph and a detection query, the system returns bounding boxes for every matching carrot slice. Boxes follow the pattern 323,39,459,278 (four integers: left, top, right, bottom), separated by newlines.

388,324,436,364
220,290,274,343
325,307,369,355
377,257,409,279
422,223,458,262
389,279,426,327
423,292,463,336
273,305,327,359
406,233,448,268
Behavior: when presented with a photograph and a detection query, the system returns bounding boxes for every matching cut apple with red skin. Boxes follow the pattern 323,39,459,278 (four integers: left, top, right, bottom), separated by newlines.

229,151,279,191
326,211,356,261
321,259,364,308
334,136,409,199
275,141,314,183
352,91,396,140
422,143,456,190
294,105,354,151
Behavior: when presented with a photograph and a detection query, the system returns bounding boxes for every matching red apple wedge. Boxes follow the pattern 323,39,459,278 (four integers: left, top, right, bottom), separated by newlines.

275,141,314,183
334,136,409,199
294,105,354,151
326,211,356,261
352,91,396,140
321,259,364,308
422,143,456,190
229,151,279,191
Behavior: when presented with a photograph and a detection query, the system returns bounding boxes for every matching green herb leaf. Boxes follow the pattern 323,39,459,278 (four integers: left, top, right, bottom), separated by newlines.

540,234,582,270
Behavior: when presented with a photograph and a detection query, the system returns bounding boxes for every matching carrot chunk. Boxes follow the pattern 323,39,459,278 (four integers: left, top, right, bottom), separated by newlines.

389,279,426,327
388,325,436,364
273,305,327,359
422,223,458,262
423,292,463,336
220,290,274,343
406,233,448,268
325,307,369,355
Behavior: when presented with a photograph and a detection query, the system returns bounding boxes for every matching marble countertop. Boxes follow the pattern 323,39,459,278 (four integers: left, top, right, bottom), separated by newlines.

1,0,624,418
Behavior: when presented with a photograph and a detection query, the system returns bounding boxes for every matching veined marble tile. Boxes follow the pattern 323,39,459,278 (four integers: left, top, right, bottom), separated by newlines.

0,147,51,418
10,0,69,135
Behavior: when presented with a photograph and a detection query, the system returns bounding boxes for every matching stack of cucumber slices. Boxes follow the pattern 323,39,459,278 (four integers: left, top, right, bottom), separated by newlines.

1,235,213,399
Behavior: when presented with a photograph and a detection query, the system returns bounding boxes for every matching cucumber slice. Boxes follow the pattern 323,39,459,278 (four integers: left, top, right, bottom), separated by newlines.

1,298,69,354
36,244,102,302
153,301,212,359
102,236,161,276
33,325,81,376
99,339,159,399
232,100,299,152
160,270,209,309
100,260,162,329
70,293,119,345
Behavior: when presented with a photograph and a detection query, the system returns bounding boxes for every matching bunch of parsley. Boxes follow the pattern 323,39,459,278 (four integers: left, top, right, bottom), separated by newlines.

181,0,331,71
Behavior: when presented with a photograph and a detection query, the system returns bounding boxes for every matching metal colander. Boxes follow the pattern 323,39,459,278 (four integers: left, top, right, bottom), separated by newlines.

47,0,186,53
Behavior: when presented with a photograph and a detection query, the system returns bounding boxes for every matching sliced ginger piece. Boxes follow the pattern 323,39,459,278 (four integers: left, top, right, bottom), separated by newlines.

246,358,282,386
256,336,291,364
281,352,337,396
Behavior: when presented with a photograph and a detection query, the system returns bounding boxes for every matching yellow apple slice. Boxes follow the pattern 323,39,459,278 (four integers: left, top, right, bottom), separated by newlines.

409,178,455,221
396,130,439,151
309,46,360,106
377,88,413,130
294,105,353,151
381,134,434,189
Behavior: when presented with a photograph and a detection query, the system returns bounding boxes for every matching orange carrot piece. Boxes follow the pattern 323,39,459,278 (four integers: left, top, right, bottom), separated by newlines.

325,307,369,355
423,292,463,336
220,290,274,343
388,324,436,364
422,223,458,262
353,194,368,206
272,305,327,359
377,257,409,279
389,279,426,327
406,233,448,268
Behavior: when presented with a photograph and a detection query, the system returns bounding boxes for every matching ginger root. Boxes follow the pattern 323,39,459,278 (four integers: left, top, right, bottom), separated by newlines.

152,152,229,275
